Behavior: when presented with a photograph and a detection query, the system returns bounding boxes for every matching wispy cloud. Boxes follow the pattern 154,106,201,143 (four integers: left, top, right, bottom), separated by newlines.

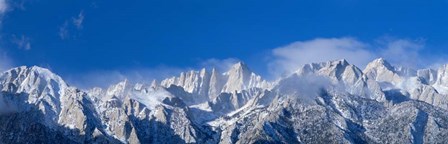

12,34,31,50
58,21,69,40
65,66,188,90
65,58,246,89
31,35,443,90
0,0,17,72
268,37,428,77
72,10,84,29
59,10,85,40
0,0,28,21
65,58,245,89
0,0,7,14
0,0,8,26
0,49,14,71
269,38,375,77
376,38,425,68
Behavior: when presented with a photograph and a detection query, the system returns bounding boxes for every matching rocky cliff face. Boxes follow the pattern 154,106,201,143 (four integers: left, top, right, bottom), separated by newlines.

1,59,448,143
364,58,448,109
160,62,271,102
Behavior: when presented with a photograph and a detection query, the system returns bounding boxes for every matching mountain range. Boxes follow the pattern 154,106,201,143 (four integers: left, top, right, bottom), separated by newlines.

0,58,448,144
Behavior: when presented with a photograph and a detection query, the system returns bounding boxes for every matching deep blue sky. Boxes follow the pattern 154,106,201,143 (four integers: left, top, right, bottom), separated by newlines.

2,0,448,86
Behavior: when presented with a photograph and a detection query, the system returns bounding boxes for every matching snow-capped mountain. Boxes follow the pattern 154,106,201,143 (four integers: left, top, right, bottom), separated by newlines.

160,62,271,102
1,59,448,143
364,58,448,109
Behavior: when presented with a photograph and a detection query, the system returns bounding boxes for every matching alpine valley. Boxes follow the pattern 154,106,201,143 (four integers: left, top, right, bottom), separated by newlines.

1,58,448,144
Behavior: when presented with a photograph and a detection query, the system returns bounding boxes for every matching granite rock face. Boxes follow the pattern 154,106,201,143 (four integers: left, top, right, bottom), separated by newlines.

1,59,448,143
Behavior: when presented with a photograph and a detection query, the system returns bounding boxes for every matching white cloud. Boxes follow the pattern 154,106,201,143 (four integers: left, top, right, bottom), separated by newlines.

0,0,25,21
65,58,245,90
0,0,8,14
59,21,69,39
0,49,14,71
33,36,436,90
59,10,85,39
12,34,31,50
0,0,8,26
378,39,424,68
0,0,28,13
65,66,187,90
269,38,375,77
0,0,14,72
72,10,84,29
269,37,427,77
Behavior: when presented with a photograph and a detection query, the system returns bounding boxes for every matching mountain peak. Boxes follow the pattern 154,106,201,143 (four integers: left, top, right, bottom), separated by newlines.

363,58,406,86
375,57,386,62
0,65,69,120
3,61,448,143
1,65,68,88
225,61,253,75
223,61,253,77
228,61,250,72
221,61,256,92
297,59,354,75
334,59,349,65
106,79,131,98
150,79,158,88
6,65,53,76
366,58,394,71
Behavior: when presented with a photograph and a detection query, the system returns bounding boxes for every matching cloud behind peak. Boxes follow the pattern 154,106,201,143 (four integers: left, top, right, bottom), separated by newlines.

268,37,428,77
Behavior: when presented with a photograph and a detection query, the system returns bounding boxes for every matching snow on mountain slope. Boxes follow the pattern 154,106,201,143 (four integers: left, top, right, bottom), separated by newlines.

0,66,118,143
433,64,448,94
0,66,68,122
296,59,385,101
417,68,437,85
221,62,271,93
161,62,272,103
364,58,448,109
1,59,448,143
160,68,212,103
364,58,405,87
